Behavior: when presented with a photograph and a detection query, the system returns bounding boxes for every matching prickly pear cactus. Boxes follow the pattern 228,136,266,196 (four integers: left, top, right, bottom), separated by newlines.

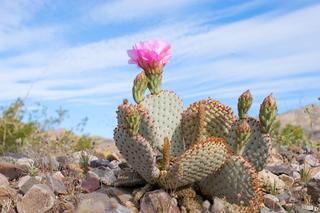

113,40,278,213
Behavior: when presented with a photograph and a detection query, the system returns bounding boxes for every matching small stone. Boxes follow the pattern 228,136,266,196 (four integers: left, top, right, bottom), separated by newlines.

46,175,67,195
263,194,282,211
211,198,225,213
0,162,26,180
304,155,319,167
291,171,301,180
266,163,291,175
140,189,180,213
276,191,293,203
279,174,294,187
0,173,9,186
92,167,116,186
105,187,133,205
18,175,40,194
52,171,65,182
307,179,320,203
258,169,286,193
17,184,55,213
202,200,211,212
90,159,110,168
81,175,100,193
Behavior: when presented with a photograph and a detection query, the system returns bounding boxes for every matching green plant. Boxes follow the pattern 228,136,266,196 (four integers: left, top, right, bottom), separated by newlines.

0,99,35,154
29,162,39,177
113,41,278,212
272,122,310,148
73,135,93,152
80,151,90,174
299,163,311,184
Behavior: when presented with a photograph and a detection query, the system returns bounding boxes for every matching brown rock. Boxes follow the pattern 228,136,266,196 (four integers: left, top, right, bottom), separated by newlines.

0,173,9,186
140,189,180,213
0,162,26,180
81,175,100,193
279,174,294,187
18,175,40,194
307,179,320,203
263,194,283,212
17,184,55,213
258,169,286,193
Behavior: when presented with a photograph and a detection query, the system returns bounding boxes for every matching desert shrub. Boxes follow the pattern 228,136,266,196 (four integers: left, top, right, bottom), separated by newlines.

272,121,310,147
0,99,36,154
72,135,93,152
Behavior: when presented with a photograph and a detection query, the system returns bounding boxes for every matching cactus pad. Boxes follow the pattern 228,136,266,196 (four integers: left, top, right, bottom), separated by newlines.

158,137,228,189
140,90,184,156
116,102,158,150
199,155,262,210
114,126,160,183
227,118,272,171
182,98,236,148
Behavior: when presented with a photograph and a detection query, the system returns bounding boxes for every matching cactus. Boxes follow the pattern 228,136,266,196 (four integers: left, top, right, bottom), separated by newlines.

114,40,278,212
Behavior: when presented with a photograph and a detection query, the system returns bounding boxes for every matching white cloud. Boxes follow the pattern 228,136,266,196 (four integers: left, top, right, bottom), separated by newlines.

0,2,319,110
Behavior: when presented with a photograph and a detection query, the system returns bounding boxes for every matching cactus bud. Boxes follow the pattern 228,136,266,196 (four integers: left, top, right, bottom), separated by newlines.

132,71,148,103
145,68,163,95
259,94,277,133
125,105,140,136
238,90,253,119
236,120,251,155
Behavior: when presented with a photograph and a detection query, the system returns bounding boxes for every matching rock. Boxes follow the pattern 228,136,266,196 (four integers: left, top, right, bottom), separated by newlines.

258,169,286,193
46,175,67,195
81,175,100,193
279,174,294,187
108,160,121,170
291,171,301,180
0,162,26,180
56,155,69,168
276,191,293,203
202,200,211,212
211,198,225,213
17,184,55,213
105,187,133,205
18,175,40,194
263,194,284,212
52,171,64,182
259,207,271,213
266,163,292,175
78,192,132,213
0,173,9,186
92,167,117,186
66,163,83,177
90,159,110,168
304,155,319,167
307,179,320,203
0,185,17,207
140,189,180,213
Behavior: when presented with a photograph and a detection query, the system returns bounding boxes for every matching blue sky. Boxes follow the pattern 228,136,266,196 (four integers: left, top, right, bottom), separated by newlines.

0,0,319,138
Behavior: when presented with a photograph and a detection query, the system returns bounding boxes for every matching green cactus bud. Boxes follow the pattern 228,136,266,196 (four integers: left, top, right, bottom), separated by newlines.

238,90,253,119
235,120,251,155
125,105,141,136
132,71,148,103
259,94,277,133
145,67,162,95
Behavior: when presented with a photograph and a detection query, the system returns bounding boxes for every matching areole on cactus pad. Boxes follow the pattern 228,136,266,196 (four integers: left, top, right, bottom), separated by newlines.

114,39,278,212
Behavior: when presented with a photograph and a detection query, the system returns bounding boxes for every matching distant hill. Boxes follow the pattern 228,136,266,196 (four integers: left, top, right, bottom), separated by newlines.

277,104,320,140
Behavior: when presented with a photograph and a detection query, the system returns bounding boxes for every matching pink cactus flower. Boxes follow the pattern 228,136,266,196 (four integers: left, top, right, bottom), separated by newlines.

127,40,171,72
